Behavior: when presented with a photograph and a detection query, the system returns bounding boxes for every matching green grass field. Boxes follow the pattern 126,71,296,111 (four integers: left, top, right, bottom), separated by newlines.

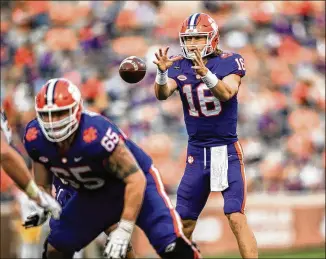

211,247,325,258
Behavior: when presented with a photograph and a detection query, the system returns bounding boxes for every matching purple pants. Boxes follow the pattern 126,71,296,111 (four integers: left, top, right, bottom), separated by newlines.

176,141,247,220
49,165,183,254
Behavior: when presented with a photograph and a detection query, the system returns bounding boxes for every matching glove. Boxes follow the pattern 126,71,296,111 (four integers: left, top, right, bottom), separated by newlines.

104,219,134,259
36,189,62,220
23,190,62,228
22,203,49,228
25,181,62,220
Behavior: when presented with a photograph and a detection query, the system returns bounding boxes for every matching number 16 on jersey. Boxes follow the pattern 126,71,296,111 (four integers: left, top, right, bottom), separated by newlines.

182,83,222,117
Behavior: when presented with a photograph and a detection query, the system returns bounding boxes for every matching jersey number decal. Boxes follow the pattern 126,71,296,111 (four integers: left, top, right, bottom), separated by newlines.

182,83,221,117
235,58,245,70
51,166,105,190
101,127,119,152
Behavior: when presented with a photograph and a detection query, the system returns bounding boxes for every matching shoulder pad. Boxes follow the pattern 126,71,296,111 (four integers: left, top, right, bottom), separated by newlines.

24,119,42,144
80,112,122,157
220,52,235,59
23,119,45,161
214,51,246,78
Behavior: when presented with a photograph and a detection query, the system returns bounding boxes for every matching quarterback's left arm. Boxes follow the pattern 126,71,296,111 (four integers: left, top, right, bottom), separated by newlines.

207,74,241,102
192,48,243,102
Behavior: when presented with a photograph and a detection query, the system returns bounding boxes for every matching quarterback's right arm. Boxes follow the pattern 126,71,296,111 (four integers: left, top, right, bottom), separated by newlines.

154,78,178,100
153,47,182,100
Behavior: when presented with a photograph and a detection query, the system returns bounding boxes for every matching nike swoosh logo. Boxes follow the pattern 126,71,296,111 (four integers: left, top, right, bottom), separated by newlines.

74,157,82,162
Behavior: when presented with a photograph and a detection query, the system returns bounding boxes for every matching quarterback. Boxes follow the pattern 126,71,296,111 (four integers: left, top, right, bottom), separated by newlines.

153,13,258,258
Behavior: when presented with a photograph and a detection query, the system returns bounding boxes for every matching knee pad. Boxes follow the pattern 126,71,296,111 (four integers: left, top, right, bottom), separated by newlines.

159,237,201,259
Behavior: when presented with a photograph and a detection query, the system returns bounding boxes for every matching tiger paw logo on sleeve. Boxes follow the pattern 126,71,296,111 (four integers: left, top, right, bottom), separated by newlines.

83,127,98,143
25,127,39,142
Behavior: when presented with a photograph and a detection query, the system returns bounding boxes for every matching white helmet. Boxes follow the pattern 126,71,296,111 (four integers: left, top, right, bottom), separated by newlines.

35,78,83,142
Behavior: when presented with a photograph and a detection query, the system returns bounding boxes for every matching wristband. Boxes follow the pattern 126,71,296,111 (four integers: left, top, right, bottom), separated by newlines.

201,69,219,89
155,69,168,85
25,180,40,199
119,219,135,233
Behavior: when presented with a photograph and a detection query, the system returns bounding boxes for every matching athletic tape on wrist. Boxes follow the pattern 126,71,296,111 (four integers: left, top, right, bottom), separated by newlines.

25,180,40,199
155,69,168,85
201,70,219,89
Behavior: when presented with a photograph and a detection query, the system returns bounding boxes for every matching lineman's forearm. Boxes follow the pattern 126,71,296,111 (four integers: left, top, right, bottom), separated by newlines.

121,173,146,222
1,147,32,191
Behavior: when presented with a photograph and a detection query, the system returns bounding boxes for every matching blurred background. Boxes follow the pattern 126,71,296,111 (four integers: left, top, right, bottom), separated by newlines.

0,1,325,258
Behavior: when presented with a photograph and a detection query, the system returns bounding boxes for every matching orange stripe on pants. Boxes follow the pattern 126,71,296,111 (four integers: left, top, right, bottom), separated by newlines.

149,165,183,237
149,165,202,258
234,141,247,213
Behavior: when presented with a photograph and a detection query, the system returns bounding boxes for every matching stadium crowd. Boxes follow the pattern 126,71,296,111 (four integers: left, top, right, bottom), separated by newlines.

1,1,325,199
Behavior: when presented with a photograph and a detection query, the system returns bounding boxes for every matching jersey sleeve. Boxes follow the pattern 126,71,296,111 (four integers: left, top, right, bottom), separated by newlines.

23,120,42,162
218,53,246,78
85,115,124,160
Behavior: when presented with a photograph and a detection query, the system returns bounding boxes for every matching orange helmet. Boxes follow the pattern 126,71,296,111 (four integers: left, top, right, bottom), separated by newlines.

179,13,220,59
35,78,83,142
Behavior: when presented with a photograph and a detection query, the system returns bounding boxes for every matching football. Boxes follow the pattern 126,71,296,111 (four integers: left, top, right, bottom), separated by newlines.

119,56,147,84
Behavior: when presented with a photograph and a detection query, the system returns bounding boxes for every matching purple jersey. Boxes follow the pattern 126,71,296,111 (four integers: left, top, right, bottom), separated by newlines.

23,111,189,255
23,110,152,192
168,52,246,147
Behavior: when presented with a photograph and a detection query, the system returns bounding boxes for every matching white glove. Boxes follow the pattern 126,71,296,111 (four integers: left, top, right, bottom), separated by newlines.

23,201,49,228
25,181,62,220
23,190,62,228
104,220,134,259
37,189,62,219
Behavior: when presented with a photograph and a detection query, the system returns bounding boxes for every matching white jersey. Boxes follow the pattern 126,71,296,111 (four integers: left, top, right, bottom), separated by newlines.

0,107,12,144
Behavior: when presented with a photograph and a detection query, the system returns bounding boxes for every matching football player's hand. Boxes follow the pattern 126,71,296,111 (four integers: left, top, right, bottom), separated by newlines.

153,47,183,72
103,220,134,259
23,206,49,228
34,189,62,220
191,47,209,77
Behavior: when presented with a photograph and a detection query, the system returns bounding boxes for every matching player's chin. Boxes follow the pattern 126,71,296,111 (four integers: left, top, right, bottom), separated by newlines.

47,128,68,140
